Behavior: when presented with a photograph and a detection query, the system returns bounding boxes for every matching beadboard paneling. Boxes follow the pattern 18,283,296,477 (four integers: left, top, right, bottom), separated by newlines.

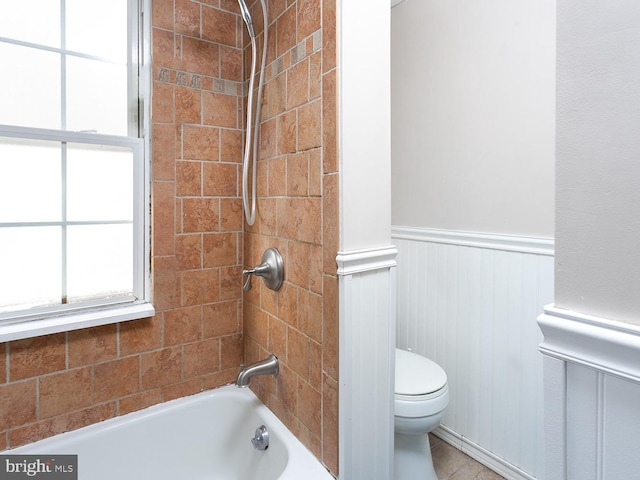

540,308,640,480
338,247,396,480
393,227,553,479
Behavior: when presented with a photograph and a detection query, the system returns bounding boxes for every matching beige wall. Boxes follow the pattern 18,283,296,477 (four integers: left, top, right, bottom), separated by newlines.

391,0,555,237
555,0,640,325
0,2,338,475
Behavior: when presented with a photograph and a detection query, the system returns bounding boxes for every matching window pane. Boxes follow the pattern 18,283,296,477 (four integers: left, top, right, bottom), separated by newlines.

0,43,61,130
66,0,128,63
66,224,133,301
0,137,61,223
66,56,128,136
0,227,61,312
66,144,133,222
0,0,61,48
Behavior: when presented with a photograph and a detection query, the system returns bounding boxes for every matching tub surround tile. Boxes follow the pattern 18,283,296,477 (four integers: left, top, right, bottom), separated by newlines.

94,357,140,403
119,316,164,356
163,377,203,402
152,123,177,179
0,380,37,429
140,347,182,390
201,7,237,47
67,325,118,368
0,343,6,384
9,334,66,381
118,389,164,416
203,300,240,338
164,306,202,345
1,4,337,477
0,0,246,452
39,367,93,419
182,338,221,377
9,403,117,450
176,161,202,195
219,333,243,370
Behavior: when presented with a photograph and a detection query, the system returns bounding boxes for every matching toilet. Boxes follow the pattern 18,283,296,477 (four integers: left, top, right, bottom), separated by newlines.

394,348,449,480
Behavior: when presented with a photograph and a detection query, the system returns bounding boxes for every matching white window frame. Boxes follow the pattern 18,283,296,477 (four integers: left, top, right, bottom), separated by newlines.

0,0,153,342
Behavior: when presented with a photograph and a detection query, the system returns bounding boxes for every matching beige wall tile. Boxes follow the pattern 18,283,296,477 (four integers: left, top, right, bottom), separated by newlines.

141,347,182,390
0,380,37,429
164,306,203,345
176,233,202,270
118,389,164,416
68,325,118,368
183,124,220,161
203,300,239,337
202,6,238,47
182,269,220,305
203,162,238,196
181,37,220,77
276,6,297,56
175,0,201,37
119,316,164,356
183,338,220,377
203,92,238,128
203,232,238,267
9,334,66,381
94,357,140,403
39,367,93,419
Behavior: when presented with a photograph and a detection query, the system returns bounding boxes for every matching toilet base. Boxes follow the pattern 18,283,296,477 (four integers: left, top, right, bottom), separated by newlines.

394,432,436,480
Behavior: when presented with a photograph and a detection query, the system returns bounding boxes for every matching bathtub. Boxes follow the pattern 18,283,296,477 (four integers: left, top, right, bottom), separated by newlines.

7,385,334,480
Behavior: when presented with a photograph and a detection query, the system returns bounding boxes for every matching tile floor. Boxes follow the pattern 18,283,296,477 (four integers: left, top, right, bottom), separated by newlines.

430,434,506,480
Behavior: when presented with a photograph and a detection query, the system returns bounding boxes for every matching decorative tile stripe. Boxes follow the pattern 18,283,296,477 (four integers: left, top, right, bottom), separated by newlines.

156,68,241,97
268,28,322,80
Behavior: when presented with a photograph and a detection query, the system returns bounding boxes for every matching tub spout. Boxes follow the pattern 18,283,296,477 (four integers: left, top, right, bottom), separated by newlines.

236,354,279,388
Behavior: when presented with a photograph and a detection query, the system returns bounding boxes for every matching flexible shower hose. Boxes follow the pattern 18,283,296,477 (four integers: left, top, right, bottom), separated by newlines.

242,0,268,226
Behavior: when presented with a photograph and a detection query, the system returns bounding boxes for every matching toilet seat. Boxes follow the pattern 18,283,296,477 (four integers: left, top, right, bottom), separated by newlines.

395,348,448,418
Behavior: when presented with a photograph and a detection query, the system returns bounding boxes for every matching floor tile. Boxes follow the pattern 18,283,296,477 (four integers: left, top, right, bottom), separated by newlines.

430,437,506,480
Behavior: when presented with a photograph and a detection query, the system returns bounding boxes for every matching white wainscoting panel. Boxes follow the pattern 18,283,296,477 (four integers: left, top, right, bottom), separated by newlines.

539,307,640,480
392,227,554,480
338,246,396,480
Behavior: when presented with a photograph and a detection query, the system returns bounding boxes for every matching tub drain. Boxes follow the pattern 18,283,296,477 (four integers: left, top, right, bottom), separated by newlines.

251,425,269,451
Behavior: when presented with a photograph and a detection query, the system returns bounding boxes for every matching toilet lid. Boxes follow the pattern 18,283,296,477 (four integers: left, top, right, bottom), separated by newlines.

395,348,447,395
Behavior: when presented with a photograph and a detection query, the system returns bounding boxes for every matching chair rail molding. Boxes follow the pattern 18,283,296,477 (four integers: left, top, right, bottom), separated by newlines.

538,305,640,384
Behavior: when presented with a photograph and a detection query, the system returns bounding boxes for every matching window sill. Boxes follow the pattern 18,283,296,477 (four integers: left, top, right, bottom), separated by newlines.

0,302,155,343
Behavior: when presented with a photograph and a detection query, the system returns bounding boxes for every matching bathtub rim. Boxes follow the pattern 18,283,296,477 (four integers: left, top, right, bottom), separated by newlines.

4,384,334,480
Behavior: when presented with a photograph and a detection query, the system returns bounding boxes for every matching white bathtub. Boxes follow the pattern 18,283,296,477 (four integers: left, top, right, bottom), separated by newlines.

8,385,334,480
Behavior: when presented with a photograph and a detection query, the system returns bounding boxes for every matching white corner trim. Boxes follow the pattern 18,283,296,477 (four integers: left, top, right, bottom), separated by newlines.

336,245,398,276
391,226,554,256
538,305,640,384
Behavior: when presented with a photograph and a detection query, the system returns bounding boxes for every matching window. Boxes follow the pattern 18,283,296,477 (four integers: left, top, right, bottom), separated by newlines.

0,0,153,341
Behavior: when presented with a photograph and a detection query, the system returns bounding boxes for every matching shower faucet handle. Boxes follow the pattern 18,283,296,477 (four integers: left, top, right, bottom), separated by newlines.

242,248,284,292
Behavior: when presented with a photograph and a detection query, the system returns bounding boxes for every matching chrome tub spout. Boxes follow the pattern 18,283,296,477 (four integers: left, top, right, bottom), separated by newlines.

236,354,279,388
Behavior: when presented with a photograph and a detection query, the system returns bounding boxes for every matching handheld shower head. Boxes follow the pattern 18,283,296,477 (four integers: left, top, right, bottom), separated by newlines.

237,0,256,38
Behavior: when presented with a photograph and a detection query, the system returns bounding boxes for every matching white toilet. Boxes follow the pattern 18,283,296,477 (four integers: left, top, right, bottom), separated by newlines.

394,348,449,480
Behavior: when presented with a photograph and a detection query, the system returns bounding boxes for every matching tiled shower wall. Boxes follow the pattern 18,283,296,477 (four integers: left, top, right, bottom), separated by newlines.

241,0,339,475
0,0,339,474
0,0,245,452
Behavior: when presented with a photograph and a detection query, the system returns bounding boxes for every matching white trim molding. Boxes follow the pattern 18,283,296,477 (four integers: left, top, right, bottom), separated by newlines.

433,426,537,480
392,226,554,256
538,305,640,384
336,245,398,276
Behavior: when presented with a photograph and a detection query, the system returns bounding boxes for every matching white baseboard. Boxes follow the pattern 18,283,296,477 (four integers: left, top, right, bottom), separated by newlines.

432,425,536,480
